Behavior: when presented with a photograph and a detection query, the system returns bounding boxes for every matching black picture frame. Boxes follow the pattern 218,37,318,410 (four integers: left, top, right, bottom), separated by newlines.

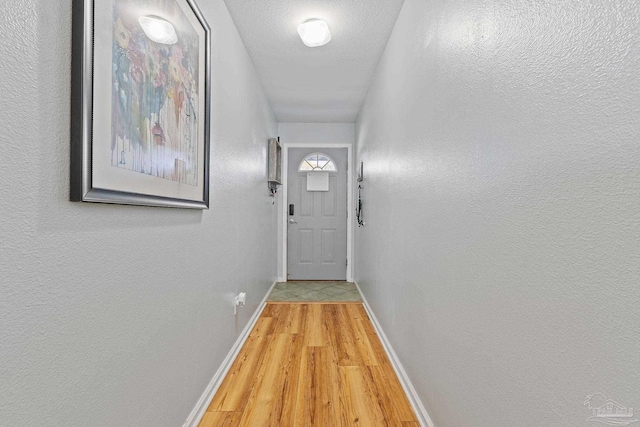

71,0,211,208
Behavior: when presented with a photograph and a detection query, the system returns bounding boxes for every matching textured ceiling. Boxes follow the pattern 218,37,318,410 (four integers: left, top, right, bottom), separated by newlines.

223,0,406,123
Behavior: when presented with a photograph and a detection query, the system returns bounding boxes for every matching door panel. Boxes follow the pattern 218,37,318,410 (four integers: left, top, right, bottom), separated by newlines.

322,177,337,217
287,148,347,280
299,176,314,216
299,229,314,263
321,229,336,263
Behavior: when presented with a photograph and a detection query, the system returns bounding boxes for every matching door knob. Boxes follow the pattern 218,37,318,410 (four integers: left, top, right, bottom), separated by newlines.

289,219,298,224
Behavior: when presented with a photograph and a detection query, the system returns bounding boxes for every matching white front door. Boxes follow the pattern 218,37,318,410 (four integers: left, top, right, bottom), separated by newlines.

287,148,348,280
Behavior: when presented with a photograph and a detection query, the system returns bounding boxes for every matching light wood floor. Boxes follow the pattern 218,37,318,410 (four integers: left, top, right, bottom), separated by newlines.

199,303,419,427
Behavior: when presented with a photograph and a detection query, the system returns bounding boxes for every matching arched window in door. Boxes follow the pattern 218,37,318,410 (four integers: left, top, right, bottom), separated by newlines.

298,152,337,172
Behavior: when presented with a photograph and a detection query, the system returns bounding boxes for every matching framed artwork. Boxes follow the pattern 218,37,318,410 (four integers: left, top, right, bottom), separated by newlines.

71,0,211,208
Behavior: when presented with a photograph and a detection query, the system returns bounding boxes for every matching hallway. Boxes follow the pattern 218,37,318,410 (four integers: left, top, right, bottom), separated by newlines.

1,0,639,426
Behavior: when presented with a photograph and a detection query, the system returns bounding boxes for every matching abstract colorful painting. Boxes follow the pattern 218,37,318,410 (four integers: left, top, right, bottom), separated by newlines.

111,0,199,185
71,0,211,208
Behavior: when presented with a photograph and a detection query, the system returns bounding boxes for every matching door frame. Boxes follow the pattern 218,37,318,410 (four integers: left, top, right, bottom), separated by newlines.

280,143,353,282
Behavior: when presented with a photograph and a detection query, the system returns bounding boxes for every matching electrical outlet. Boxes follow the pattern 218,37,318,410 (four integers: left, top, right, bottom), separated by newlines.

234,292,246,315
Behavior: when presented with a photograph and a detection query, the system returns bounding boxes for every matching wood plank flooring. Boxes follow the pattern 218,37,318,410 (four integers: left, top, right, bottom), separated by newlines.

200,303,418,427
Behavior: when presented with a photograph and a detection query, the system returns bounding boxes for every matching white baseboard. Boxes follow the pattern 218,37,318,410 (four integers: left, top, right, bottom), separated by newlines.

183,280,278,427
354,281,435,427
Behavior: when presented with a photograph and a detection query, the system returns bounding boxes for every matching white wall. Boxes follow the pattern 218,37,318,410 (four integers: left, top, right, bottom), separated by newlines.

355,0,640,426
276,123,355,280
0,1,277,426
278,123,354,146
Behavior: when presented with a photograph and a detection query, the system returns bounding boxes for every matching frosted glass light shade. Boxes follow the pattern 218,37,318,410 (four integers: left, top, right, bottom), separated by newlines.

297,19,332,47
138,16,178,45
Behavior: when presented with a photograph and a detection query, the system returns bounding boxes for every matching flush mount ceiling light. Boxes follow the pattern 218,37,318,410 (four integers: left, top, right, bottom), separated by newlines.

138,16,178,44
297,19,332,47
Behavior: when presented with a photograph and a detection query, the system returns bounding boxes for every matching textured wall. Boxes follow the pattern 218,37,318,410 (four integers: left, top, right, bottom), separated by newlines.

278,123,355,146
0,1,277,426
355,0,640,426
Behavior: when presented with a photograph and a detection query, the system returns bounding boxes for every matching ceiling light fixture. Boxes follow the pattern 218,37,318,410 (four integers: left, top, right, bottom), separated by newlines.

297,19,332,47
138,16,178,45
